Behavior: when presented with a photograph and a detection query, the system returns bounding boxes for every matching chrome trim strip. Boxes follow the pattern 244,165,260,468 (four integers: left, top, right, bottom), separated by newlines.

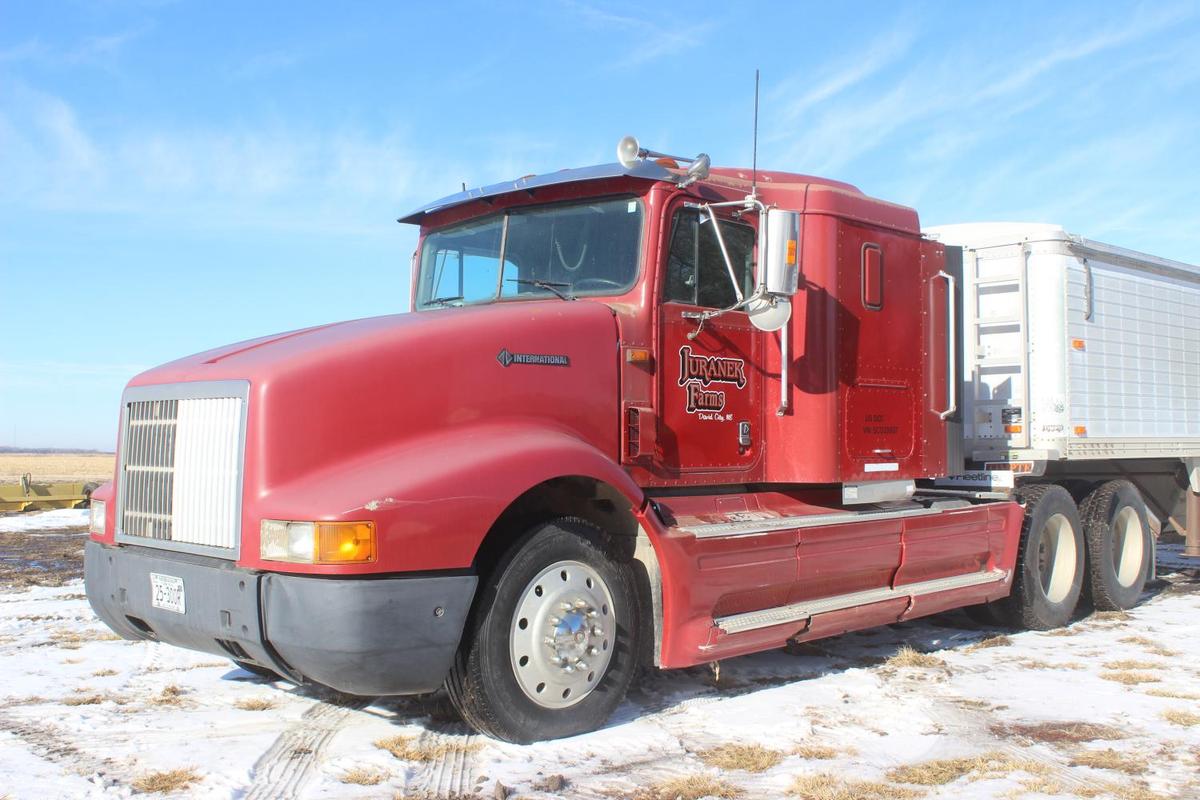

714,569,1008,635
681,506,943,539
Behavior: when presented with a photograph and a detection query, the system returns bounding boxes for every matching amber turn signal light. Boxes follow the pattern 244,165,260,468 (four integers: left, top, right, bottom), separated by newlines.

316,521,376,564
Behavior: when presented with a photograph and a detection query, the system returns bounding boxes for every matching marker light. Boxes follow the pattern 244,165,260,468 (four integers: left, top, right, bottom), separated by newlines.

89,500,106,536
260,520,376,564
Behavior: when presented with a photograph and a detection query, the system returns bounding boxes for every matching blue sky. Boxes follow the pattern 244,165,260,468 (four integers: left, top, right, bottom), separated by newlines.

1,1,1198,450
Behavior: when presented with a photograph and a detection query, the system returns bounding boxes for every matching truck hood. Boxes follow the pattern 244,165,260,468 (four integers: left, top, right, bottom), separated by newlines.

127,300,623,489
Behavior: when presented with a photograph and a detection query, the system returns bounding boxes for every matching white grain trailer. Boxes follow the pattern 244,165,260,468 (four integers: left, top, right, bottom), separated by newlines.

925,223,1200,600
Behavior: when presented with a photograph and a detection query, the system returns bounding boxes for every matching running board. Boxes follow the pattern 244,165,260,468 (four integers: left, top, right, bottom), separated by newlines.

713,569,1009,635
681,506,943,539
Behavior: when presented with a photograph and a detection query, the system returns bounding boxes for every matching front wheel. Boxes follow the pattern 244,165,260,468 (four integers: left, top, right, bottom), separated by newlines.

446,517,640,743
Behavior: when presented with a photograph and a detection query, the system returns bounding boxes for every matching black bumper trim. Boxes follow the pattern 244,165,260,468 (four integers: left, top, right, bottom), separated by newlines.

84,541,477,695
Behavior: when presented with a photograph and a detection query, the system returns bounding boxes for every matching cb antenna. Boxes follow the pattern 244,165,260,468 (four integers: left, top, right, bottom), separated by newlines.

751,68,760,199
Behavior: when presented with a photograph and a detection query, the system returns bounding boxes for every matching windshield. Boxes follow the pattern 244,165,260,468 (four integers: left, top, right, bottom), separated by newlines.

416,196,643,308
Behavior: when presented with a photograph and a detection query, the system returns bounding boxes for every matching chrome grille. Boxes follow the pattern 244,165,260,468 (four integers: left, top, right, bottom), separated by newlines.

119,386,245,555
123,399,179,539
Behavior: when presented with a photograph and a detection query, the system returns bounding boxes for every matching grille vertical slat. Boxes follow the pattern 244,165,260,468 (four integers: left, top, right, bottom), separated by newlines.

120,393,242,553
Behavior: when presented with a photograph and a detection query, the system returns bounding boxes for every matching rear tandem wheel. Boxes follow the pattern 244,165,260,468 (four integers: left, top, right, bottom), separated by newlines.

1079,480,1153,611
995,484,1087,630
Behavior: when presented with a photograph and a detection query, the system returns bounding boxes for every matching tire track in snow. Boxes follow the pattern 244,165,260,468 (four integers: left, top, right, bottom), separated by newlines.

243,694,371,800
403,727,484,798
0,710,122,791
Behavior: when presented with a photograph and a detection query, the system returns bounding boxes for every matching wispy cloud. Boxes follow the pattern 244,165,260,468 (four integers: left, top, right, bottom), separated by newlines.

562,1,713,69
0,26,148,67
227,48,304,80
764,4,1194,178
767,27,916,131
0,81,474,236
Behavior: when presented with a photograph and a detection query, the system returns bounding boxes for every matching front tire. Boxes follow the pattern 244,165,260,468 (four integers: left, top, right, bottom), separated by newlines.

446,517,640,743
998,484,1086,630
1079,480,1152,611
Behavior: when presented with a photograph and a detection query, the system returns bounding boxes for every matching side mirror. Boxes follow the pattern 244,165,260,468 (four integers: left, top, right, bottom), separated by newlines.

763,209,801,296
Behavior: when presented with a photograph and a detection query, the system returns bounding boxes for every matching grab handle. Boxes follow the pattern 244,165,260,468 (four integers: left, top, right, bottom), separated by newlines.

935,270,957,420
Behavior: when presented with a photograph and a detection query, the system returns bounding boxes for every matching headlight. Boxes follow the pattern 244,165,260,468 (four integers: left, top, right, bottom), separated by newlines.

260,520,376,564
89,500,106,536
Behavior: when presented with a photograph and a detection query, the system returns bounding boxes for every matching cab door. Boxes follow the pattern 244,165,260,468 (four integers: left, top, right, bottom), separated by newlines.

657,203,761,477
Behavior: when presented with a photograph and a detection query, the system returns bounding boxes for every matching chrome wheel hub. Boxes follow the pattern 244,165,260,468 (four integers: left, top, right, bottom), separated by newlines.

509,560,615,709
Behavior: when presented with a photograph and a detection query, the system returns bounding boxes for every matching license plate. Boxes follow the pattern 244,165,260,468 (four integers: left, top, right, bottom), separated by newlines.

150,573,186,614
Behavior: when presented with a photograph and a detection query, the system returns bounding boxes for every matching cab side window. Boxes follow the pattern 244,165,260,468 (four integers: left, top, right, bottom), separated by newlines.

664,208,755,308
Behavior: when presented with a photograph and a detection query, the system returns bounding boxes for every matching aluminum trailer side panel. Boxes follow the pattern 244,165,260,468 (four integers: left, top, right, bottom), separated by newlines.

925,223,1200,465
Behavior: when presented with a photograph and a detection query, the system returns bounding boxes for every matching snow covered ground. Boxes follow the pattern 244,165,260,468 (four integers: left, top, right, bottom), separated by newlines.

0,508,88,533
1,510,1198,799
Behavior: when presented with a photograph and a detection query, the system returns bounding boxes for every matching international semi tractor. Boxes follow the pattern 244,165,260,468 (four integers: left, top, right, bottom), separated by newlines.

85,137,1200,743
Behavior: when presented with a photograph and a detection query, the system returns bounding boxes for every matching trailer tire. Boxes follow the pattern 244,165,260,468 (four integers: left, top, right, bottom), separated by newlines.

1079,480,1152,611
446,517,640,743
998,484,1085,630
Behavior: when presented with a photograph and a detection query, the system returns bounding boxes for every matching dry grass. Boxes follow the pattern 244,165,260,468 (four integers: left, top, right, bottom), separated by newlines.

151,684,186,706
1161,709,1200,727
697,743,785,772
966,634,1012,652
1103,659,1162,670
62,693,104,706
130,767,200,794
1045,627,1080,636
1143,688,1200,700
91,668,118,677
1075,782,1172,800
885,646,945,669
374,735,481,763
1068,748,1147,774
632,775,742,800
1100,670,1160,685
1090,610,1132,622
50,627,120,648
1009,775,1066,797
0,453,115,483
1013,659,1086,670
234,696,278,711
340,767,387,785
793,743,841,760
887,750,1047,786
533,774,569,792
789,774,919,800
992,721,1125,744
1120,635,1179,657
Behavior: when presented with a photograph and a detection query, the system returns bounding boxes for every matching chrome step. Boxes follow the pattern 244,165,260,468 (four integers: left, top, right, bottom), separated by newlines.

680,506,942,540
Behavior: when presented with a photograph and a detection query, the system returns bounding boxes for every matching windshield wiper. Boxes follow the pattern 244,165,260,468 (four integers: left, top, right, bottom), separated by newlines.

506,278,575,301
424,295,464,307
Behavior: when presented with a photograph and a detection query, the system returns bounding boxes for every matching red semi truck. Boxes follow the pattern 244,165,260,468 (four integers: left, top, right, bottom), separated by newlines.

85,138,1193,743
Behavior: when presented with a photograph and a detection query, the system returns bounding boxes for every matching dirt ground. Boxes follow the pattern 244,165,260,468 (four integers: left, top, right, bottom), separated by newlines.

0,528,86,590
0,454,115,485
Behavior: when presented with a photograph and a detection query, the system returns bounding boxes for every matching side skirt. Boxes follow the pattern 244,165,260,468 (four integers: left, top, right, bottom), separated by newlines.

714,568,1008,635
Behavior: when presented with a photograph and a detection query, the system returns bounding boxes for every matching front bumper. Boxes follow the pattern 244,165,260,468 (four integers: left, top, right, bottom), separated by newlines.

84,540,477,695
